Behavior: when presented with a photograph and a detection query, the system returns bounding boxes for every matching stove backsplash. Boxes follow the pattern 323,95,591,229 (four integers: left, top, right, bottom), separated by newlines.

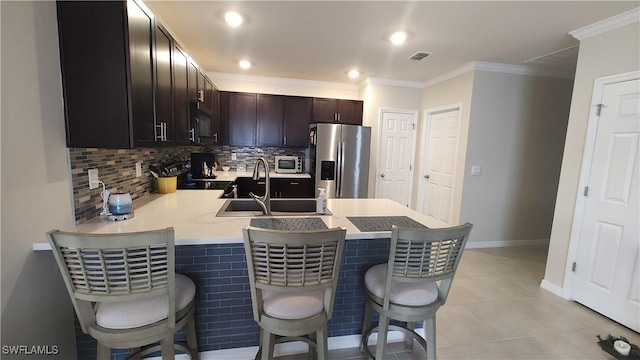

69,146,306,224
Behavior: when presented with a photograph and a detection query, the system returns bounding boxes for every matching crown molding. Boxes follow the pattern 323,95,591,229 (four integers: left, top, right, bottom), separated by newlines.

570,7,640,41
360,77,425,89
207,72,359,91
424,60,574,88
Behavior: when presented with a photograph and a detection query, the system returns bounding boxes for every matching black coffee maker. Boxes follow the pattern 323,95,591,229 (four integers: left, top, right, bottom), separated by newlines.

191,153,216,179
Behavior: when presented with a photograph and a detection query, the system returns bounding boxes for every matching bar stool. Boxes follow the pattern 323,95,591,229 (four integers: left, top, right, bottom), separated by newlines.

360,223,473,360
47,227,199,359
242,226,346,360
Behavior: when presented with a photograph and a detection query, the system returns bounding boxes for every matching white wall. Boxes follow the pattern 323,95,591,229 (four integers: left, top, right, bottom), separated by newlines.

360,81,424,198
419,72,475,221
544,21,640,289
1,1,77,357
208,72,360,99
461,71,573,245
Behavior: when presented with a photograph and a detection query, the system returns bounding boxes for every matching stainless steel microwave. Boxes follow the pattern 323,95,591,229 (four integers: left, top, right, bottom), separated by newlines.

190,102,215,145
275,156,302,173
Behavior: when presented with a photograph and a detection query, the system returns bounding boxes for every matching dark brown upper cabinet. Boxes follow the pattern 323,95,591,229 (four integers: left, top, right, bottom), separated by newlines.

312,98,363,125
153,23,175,145
172,45,191,145
57,0,156,148
227,92,257,146
257,94,284,146
283,96,313,147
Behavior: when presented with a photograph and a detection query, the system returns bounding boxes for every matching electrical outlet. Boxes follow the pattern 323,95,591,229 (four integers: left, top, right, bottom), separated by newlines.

231,153,237,160
88,168,99,189
135,162,142,178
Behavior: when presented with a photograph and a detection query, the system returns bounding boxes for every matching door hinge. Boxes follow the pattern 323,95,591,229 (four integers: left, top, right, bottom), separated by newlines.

412,123,416,130
583,186,589,197
572,262,576,272
595,104,603,116
409,165,412,171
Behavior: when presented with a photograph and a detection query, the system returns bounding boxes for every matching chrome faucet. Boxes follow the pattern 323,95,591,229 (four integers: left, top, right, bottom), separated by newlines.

249,157,271,215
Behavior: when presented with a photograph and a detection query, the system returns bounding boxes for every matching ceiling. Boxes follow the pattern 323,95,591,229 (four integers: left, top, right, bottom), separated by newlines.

144,1,638,84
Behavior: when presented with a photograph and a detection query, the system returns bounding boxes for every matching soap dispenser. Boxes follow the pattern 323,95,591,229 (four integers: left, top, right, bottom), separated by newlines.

316,188,327,214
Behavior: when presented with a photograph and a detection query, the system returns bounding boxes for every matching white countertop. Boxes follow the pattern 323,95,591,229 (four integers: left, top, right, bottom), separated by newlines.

33,190,441,250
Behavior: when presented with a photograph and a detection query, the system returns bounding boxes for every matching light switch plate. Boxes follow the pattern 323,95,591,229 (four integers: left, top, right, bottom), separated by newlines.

135,162,142,178
231,153,237,160
88,168,99,189
471,165,482,176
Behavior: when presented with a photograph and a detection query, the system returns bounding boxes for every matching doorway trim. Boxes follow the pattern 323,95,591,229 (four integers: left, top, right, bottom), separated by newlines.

561,70,640,299
375,108,419,206
417,103,463,223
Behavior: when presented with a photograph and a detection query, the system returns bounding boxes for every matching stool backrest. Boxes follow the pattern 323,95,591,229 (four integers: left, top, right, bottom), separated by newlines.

386,223,473,307
243,226,346,321
47,228,176,333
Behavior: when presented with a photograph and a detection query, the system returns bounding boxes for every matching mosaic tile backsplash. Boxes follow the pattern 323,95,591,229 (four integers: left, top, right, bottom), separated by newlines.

69,146,306,224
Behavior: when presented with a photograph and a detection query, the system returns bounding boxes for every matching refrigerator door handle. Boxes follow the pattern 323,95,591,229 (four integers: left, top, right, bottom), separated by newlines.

337,141,345,197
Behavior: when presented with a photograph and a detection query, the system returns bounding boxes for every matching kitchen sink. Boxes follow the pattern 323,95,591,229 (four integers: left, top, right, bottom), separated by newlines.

216,199,331,217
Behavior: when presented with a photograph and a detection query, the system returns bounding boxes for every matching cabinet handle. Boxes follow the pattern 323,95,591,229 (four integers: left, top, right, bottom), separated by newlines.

290,182,299,185
338,113,341,122
334,113,338,122
198,89,204,103
283,136,287,145
163,122,167,141
189,128,195,142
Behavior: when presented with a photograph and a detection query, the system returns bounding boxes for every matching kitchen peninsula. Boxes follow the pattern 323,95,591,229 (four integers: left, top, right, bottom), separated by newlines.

34,190,442,358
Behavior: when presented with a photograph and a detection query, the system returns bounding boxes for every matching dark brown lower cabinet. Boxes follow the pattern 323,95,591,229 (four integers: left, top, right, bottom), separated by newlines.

271,178,314,198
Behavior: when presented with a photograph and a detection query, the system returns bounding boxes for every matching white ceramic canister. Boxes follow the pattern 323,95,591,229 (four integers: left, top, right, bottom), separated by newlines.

108,192,133,215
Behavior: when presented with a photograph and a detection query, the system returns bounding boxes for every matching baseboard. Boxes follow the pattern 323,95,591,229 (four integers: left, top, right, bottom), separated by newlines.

152,331,410,360
540,279,567,299
465,238,549,249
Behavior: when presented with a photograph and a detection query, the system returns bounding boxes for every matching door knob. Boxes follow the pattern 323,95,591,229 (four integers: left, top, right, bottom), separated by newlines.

380,173,385,178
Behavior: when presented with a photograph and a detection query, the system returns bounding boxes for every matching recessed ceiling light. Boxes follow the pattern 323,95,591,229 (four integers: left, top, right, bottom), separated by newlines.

390,31,407,45
348,70,360,79
225,11,243,27
239,60,251,69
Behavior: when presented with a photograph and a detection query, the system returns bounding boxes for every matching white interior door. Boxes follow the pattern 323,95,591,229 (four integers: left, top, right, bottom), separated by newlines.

417,108,460,226
570,78,639,332
375,110,417,207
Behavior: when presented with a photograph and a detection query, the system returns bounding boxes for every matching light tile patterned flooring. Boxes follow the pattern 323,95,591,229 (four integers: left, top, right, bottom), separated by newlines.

278,246,639,360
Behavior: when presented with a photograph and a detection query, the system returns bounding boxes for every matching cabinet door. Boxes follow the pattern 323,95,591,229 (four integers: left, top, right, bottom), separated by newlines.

228,92,257,146
154,24,174,144
128,0,156,147
312,98,338,123
337,100,363,125
188,61,198,103
56,1,131,148
219,91,229,145
257,94,284,146
197,70,206,104
271,178,313,198
173,45,191,145
210,86,221,145
283,96,312,147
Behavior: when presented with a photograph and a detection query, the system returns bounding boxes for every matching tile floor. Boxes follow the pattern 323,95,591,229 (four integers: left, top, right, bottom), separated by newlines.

278,246,639,360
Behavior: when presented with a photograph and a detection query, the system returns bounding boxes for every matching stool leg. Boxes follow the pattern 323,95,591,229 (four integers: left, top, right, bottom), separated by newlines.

375,315,389,360
186,315,199,360
360,301,373,353
316,323,328,360
96,343,111,360
425,316,436,360
405,322,414,353
160,334,175,360
260,330,275,360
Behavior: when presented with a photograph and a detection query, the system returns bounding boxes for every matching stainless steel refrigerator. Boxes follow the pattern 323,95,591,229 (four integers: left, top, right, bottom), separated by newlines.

307,123,371,198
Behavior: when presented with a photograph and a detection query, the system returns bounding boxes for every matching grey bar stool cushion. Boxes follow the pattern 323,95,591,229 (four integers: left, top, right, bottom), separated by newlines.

364,264,438,306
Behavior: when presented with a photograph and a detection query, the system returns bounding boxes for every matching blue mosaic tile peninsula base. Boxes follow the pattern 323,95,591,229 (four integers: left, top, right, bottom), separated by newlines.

74,238,390,360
